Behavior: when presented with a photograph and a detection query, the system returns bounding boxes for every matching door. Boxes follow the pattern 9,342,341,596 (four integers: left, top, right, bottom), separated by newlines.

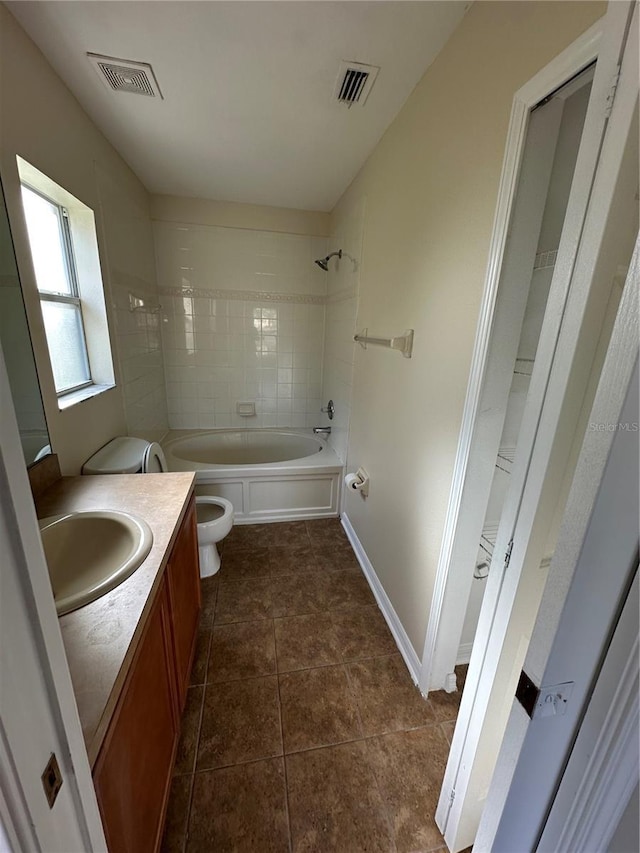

436,4,639,849
0,351,107,849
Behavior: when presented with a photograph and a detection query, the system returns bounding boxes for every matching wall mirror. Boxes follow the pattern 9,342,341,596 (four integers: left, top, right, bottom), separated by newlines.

0,176,51,465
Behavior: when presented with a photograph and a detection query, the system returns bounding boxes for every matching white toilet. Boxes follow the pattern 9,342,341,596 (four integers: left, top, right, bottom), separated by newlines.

82,436,234,577
195,496,234,577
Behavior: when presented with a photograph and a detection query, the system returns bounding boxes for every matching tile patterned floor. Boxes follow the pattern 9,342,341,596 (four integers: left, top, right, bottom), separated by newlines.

162,519,465,853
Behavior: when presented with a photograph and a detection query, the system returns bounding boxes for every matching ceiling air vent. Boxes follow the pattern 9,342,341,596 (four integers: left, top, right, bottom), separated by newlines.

334,61,379,108
87,53,163,99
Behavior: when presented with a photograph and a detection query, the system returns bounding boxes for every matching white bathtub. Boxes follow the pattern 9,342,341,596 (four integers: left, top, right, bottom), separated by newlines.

162,429,343,523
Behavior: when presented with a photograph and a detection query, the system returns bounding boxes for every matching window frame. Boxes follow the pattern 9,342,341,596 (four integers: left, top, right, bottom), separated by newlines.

21,184,93,397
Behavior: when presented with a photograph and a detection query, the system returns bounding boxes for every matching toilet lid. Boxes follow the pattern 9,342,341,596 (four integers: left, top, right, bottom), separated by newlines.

142,442,168,473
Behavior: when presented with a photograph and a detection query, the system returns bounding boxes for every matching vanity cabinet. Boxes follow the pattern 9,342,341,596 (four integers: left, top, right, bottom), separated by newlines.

166,497,200,710
93,578,177,853
93,498,200,852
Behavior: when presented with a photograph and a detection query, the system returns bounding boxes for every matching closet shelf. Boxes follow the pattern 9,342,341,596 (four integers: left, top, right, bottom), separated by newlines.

479,524,499,560
495,446,516,474
514,358,534,377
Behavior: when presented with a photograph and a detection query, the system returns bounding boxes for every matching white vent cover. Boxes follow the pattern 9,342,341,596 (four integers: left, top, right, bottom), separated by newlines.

87,53,163,99
333,60,380,108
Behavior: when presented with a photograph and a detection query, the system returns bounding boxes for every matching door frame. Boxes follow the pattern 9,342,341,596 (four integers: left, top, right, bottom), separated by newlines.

479,240,639,850
435,2,639,847
420,4,628,695
0,345,106,849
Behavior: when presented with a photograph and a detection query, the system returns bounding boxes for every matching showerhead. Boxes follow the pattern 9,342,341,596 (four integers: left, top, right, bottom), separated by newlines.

314,249,342,271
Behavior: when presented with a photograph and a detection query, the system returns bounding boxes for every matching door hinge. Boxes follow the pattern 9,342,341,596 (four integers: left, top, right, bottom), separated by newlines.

504,538,514,569
449,787,456,806
604,65,621,119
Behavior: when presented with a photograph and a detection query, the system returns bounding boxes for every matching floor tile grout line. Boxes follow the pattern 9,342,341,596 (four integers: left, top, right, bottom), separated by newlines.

272,616,294,853
197,650,406,686
361,732,400,853
180,578,218,849
341,660,367,745
215,594,381,625
180,772,195,853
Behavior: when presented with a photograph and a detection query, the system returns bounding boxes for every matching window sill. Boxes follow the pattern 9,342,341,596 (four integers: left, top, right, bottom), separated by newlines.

58,383,115,411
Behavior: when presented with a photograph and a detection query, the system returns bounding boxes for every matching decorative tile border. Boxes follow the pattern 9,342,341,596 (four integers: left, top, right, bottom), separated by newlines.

159,286,326,305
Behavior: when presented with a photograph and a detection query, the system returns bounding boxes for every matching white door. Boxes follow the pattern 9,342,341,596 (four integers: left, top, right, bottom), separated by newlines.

436,3,639,849
0,349,106,849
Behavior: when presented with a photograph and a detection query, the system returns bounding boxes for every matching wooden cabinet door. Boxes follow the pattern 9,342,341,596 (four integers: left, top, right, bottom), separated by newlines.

94,580,178,853
166,497,201,710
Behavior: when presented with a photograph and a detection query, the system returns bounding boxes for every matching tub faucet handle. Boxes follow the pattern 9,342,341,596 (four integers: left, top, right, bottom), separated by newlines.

320,400,335,420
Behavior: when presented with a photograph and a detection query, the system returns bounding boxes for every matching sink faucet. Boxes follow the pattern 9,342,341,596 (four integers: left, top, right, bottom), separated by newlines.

313,426,331,437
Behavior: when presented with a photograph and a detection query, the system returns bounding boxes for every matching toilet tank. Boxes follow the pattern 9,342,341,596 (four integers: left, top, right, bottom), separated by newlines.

82,436,150,475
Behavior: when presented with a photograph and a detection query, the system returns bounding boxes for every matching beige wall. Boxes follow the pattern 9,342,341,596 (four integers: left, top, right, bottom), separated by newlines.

0,4,165,474
335,1,605,654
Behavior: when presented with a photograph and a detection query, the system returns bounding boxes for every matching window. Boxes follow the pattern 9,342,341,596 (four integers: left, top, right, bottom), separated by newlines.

17,156,115,410
21,185,92,395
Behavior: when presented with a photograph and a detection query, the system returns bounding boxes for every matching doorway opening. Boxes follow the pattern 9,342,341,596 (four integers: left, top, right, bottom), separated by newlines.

426,4,638,849
458,65,595,663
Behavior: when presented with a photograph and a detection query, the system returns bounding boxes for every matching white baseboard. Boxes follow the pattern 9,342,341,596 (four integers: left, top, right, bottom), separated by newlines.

341,513,422,690
456,642,473,666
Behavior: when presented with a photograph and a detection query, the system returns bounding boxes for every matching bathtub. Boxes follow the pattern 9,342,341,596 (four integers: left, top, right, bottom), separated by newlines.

162,429,343,523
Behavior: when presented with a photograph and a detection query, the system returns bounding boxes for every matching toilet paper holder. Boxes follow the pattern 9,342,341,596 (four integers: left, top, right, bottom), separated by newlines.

345,467,370,497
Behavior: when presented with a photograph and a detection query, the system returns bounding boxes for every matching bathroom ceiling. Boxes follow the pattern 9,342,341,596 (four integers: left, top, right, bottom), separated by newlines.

7,1,468,212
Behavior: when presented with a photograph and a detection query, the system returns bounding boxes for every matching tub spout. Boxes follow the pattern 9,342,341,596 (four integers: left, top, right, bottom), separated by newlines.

313,426,331,437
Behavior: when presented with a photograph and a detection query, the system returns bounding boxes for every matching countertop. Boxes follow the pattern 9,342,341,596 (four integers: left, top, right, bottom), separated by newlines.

35,472,195,767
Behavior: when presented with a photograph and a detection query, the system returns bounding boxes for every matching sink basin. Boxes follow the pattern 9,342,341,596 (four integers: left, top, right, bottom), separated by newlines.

39,510,153,616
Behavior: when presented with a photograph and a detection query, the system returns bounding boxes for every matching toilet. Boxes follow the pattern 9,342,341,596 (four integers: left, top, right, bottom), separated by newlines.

82,436,234,577
195,496,234,577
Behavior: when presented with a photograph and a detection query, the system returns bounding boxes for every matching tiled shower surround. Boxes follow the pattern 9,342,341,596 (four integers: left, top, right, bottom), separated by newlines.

154,222,328,430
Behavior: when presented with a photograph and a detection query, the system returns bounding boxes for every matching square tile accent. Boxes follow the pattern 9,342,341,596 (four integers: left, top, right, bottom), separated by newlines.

279,665,362,753
286,741,394,852
366,727,449,852
331,606,397,661
313,546,361,572
269,545,318,576
215,578,273,624
223,524,274,552
219,547,272,581
187,758,289,852
347,655,435,736
197,677,282,770
306,518,350,547
208,620,276,682
270,573,331,617
324,572,375,611
268,521,311,549
274,612,341,672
